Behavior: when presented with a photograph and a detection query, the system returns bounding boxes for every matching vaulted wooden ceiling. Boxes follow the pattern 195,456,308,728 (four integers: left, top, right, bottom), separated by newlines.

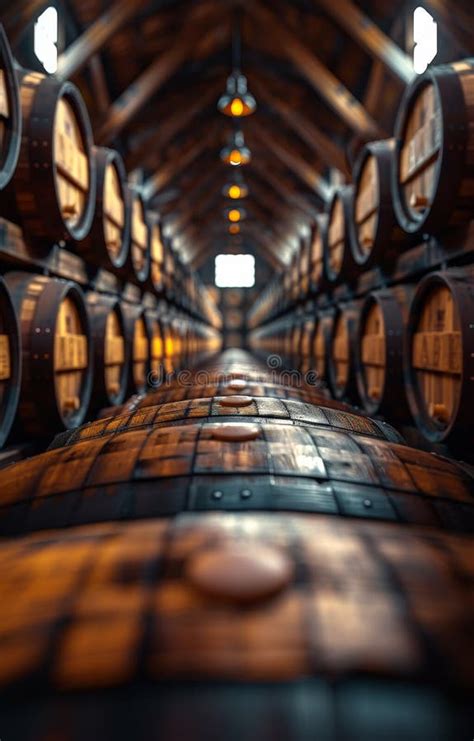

1,0,472,280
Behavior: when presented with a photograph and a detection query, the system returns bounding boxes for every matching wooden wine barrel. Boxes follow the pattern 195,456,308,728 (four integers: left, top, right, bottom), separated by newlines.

119,373,349,414
3,402,474,537
0,24,21,190
163,243,175,300
4,272,92,437
145,308,164,388
285,251,296,306
290,315,304,369
310,214,328,293
0,276,21,448
0,513,473,741
312,311,333,383
404,270,474,445
118,186,150,283
1,69,96,245
300,316,316,375
77,147,130,271
298,236,311,300
148,215,165,294
324,185,358,284
355,286,414,419
85,292,128,415
328,302,360,400
349,139,410,269
392,60,474,235
121,301,151,395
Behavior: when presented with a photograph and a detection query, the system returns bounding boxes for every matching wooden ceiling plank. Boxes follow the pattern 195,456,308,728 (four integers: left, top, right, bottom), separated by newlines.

314,0,414,84
244,0,381,139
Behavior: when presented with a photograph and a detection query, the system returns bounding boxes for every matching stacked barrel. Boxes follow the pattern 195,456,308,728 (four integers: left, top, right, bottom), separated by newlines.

0,347,473,737
249,59,474,459
0,25,222,451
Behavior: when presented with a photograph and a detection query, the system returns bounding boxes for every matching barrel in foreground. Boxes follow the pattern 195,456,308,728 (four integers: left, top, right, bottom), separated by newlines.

0,349,473,741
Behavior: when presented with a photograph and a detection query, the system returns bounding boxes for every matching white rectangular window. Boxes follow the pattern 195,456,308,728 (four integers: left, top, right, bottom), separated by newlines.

34,6,58,74
215,254,255,288
413,6,437,74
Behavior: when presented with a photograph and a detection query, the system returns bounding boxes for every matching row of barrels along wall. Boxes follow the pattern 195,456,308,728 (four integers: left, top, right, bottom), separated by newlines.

248,58,474,458
0,25,222,451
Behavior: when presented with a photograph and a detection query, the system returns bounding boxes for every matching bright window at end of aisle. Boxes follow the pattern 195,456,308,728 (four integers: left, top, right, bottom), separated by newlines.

215,254,255,288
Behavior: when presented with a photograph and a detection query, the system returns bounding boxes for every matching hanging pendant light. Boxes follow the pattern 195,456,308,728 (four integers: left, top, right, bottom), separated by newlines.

218,72,257,117
222,171,249,199
218,10,256,117
226,206,247,223
220,129,251,166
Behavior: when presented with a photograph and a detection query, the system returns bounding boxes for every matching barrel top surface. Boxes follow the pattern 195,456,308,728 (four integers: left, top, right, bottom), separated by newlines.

0,511,472,693
0,410,472,535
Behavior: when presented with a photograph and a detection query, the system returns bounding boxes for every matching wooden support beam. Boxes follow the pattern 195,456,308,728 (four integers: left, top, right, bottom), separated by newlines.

88,54,111,116
314,0,414,84
249,73,349,176
143,122,219,201
244,1,381,139
56,0,146,81
126,81,221,170
250,121,332,203
96,17,227,144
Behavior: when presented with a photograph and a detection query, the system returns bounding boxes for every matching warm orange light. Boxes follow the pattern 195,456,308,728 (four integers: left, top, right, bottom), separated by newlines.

228,185,241,199
229,149,243,166
228,209,241,222
230,98,244,116
229,224,240,234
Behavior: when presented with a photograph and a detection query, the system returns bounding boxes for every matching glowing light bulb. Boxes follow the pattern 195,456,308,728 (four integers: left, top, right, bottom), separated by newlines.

228,185,241,199
230,98,244,116
228,209,241,222
229,149,242,166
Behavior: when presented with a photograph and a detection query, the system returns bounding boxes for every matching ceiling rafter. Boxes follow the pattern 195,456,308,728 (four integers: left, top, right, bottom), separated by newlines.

243,0,382,140
313,0,414,84
56,0,147,81
249,121,332,203
248,72,349,176
143,121,220,201
249,156,319,219
126,79,221,170
96,10,228,144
